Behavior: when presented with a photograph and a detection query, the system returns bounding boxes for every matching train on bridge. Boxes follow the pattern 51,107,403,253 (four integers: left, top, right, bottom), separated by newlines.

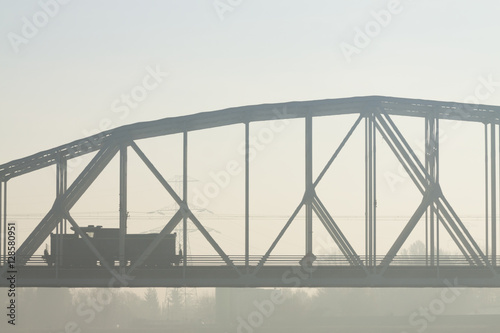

43,225,181,268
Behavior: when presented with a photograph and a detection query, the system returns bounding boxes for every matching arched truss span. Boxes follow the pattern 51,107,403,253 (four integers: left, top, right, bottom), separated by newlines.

1,96,500,288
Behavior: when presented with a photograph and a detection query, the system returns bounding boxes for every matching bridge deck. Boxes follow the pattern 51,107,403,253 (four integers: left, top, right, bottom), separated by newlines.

2,265,500,288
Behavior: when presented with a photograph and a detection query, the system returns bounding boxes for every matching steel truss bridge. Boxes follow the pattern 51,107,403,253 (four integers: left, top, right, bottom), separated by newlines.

2,96,500,288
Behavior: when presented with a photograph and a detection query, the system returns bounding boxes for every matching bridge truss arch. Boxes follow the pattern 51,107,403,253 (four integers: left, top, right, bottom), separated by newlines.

1,96,500,287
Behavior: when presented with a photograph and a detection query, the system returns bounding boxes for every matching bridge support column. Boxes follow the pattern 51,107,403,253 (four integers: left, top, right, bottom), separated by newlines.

119,145,128,273
425,115,439,267
305,116,313,256
365,114,376,267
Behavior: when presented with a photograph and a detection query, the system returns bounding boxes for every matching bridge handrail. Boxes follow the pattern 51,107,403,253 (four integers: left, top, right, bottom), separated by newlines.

0,254,480,267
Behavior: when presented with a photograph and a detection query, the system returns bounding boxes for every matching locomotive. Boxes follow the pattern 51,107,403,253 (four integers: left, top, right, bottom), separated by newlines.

43,225,181,268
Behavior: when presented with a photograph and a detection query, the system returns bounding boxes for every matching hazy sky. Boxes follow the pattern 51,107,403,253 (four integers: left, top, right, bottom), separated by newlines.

2,0,500,256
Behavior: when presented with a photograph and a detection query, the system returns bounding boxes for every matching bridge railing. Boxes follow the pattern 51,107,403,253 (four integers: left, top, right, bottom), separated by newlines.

0,254,482,267
0,254,47,266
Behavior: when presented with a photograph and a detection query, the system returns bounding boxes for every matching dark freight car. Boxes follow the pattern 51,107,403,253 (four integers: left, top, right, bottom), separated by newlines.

45,225,181,267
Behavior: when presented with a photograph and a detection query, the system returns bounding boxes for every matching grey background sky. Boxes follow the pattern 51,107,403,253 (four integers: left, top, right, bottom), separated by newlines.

1,0,500,256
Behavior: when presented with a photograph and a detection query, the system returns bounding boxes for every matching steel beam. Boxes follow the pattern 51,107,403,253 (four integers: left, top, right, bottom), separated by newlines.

127,209,183,274
130,141,236,270
130,142,184,208
188,214,237,271
256,116,363,272
3,182,5,266
65,213,119,279
4,266,500,288
314,115,363,187
0,182,2,265
183,131,188,272
253,199,305,274
305,116,313,256
119,145,127,272
425,115,439,266
312,195,364,268
245,123,250,268
1,182,4,265
375,112,487,267
4,97,500,182
377,115,477,264
379,186,439,274
485,124,489,258
493,123,497,266
365,114,376,267
55,156,67,273
365,117,368,265
6,144,120,268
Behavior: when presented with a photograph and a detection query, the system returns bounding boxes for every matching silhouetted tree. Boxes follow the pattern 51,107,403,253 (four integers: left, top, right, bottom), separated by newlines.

144,288,161,319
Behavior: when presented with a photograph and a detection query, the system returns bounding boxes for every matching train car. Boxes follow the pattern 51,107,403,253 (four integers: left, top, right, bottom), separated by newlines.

44,225,181,268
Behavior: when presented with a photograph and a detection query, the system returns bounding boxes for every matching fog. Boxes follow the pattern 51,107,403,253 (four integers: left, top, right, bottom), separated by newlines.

2,0,500,332
1,241,499,332
1,286,499,332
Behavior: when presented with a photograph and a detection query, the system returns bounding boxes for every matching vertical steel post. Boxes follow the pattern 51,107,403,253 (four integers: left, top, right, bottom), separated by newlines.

372,113,377,266
56,157,67,268
3,181,7,266
245,123,250,268
425,119,429,266
56,157,67,270
430,117,435,266
365,114,376,267
305,116,313,255
0,181,2,265
56,158,60,270
119,145,128,272
369,115,373,266
436,118,440,269
425,115,439,266
183,131,188,272
492,123,496,266
485,123,489,259
62,158,67,235
426,117,434,266
425,211,428,265
365,117,368,265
